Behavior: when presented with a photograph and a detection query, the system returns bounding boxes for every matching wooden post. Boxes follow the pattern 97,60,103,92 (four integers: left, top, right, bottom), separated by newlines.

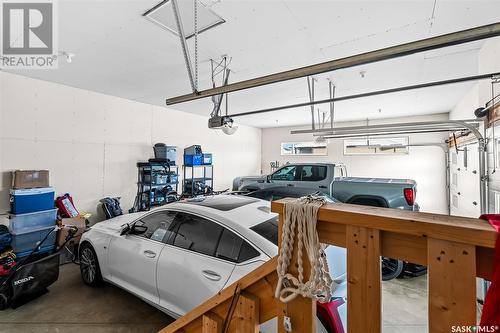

202,313,222,333
225,293,260,333
428,238,476,333
277,208,316,333
346,225,382,333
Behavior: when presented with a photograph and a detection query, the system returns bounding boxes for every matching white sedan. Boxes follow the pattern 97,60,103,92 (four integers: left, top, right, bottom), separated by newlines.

79,195,347,332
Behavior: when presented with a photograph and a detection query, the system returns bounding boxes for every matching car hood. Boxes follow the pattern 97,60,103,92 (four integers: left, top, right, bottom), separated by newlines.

90,212,143,233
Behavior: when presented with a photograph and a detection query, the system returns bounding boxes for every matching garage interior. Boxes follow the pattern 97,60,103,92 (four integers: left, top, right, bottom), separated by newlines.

1,1,500,332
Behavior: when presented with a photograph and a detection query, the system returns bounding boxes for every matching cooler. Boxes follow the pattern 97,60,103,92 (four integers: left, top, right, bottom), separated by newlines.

10,187,55,214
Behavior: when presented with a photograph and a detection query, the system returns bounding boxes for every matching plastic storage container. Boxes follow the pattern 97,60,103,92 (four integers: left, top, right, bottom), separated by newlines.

8,208,57,233
11,226,57,256
184,154,203,166
10,187,55,214
202,153,213,165
15,244,56,258
153,144,177,166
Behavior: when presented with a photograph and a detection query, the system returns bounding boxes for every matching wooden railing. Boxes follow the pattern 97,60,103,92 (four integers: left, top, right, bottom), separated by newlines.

159,199,497,333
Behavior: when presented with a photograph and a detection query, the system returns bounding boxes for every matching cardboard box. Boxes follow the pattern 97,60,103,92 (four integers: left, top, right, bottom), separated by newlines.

12,170,49,189
57,216,87,247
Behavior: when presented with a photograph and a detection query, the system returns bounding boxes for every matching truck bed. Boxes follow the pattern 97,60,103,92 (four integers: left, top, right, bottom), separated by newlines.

340,177,416,185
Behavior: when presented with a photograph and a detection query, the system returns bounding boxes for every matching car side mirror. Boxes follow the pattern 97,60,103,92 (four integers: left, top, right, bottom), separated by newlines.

120,224,131,236
266,175,272,182
131,224,147,235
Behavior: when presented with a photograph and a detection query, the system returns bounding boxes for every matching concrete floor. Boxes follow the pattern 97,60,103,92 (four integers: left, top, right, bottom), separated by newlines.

0,264,428,333
0,264,173,333
382,275,427,332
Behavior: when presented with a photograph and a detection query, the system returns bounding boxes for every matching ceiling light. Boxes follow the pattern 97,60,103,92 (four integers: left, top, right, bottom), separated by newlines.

143,0,225,39
221,124,238,135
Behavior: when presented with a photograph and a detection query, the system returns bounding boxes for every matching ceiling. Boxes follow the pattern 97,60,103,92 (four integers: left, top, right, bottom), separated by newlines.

4,0,500,128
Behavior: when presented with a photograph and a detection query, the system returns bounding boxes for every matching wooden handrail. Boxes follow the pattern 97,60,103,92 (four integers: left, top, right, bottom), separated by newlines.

160,199,497,333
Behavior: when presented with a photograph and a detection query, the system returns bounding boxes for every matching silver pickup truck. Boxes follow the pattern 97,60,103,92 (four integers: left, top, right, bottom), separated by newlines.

233,163,418,211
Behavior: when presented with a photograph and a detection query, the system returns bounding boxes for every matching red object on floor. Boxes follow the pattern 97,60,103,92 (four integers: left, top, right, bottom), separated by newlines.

55,193,79,218
479,214,500,327
316,298,345,333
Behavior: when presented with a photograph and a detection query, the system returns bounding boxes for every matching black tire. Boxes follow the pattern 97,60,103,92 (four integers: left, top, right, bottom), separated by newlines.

0,292,9,310
79,243,102,287
382,257,404,281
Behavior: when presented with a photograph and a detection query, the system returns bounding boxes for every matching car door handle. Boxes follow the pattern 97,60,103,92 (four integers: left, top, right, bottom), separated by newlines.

143,250,156,258
202,270,221,281
319,185,327,189
287,184,294,187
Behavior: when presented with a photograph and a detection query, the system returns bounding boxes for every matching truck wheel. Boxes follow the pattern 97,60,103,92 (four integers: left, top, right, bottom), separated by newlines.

382,257,404,281
0,292,9,310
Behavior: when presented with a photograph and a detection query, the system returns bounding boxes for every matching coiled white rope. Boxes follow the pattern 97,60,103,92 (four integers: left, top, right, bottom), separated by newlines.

275,196,333,304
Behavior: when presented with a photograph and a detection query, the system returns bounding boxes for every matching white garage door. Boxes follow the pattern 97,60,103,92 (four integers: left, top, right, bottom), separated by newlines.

449,142,481,218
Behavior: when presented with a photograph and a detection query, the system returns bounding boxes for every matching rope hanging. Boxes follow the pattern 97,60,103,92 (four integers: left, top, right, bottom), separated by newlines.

275,196,334,304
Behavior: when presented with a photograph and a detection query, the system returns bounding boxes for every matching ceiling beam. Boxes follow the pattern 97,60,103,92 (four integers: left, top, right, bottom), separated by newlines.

294,119,480,135
228,72,499,118
165,22,500,105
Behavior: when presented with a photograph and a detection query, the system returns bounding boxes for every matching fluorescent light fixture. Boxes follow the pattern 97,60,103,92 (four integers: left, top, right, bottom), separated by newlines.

143,0,225,39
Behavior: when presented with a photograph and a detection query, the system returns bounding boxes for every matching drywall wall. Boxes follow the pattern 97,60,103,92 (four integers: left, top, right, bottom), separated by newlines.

261,113,449,214
0,72,261,221
448,83,480,120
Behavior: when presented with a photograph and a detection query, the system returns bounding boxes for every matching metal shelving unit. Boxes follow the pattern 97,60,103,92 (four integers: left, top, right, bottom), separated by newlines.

182,164,213,197
132,161,179,212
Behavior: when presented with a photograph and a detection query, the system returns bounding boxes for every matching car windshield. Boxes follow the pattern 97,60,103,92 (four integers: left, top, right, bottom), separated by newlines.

250,216,278,246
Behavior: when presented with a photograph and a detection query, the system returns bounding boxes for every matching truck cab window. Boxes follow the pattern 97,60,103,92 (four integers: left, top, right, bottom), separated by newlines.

271,166,296,181
299,165,327,181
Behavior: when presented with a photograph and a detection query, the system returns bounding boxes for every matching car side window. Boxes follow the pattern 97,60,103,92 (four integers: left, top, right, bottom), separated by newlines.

299,165,327,181
271,166,296,181
135,211,177,243
216,228,260,263
173,213,223,256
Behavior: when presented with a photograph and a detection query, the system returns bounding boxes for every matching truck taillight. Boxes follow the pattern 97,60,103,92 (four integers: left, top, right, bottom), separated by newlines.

404,188,415,206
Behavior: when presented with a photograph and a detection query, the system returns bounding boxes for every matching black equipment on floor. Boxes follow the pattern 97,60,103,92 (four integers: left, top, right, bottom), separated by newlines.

0,225,78,310
99,197,123,220
0,226,12,252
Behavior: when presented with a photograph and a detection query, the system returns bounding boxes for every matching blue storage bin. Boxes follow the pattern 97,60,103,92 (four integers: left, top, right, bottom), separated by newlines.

202,153,213,165
10,187,55,214
15,244,56,258
11,226,57,255
8,208,57,233
184,154,203,166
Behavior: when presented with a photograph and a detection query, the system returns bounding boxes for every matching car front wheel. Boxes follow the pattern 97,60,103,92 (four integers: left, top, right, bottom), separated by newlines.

79,243,102,287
